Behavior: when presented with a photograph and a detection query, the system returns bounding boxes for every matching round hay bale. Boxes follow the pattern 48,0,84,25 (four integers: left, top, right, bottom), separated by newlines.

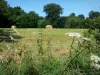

46,25,53,29
11,25,16,28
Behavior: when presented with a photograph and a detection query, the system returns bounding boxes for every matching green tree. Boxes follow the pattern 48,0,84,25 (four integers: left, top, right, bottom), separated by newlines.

16,11,39,28
70,13,75,17
89,10,100,19
81,18,92,28
9,6,25,25
66,16,81,28
0,0,10,27
56,16,67,28
38,20,51,28
43,3,63,27
92,17,100,29
78,14,85,20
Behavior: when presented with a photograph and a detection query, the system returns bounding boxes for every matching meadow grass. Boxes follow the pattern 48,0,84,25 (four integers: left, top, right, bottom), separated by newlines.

1,28,94,75
14,28,86,57
0,28,87,58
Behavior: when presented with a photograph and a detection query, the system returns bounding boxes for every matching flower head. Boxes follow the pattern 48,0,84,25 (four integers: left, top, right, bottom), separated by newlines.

65,32,81,38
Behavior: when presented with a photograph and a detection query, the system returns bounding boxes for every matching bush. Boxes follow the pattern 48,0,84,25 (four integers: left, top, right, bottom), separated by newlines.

38,20,51,28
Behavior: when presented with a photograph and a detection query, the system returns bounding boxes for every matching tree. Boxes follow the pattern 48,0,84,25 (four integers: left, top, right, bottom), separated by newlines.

70,13,75,17
16,11,39,28
0,0,10,27
92,17,100,29
78,14,85,20
38,20,51,28
8,6,25,25
43,3,63,27
56,16,67,28
89,10,100,19
65,15,81,28
81,18,92,28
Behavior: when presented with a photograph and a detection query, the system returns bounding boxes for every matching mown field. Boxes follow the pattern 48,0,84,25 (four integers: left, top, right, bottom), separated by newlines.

12,28,87,57
0,28,87,57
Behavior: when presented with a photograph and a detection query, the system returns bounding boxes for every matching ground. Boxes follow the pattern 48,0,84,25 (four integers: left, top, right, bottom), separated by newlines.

0,28,86,58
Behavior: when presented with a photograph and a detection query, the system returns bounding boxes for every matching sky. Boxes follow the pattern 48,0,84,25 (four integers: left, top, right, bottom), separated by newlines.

6,0,100,17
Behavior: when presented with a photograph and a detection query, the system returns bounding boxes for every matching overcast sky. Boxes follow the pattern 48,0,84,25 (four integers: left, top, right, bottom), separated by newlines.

6,0,100,17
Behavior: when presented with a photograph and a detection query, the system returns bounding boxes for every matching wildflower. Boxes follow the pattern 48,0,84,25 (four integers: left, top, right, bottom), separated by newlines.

91,54,100,70
65,32,81,38
91,63,100,70
65,32,91,41
91,54,100,63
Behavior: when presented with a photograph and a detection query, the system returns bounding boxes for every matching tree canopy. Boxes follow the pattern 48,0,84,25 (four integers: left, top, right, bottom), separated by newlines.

16,11,39,28
43,3,63,27
0,0,100,29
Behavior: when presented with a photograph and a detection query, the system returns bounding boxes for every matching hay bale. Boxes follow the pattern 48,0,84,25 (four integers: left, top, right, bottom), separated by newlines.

46,25,53,29
11,25,16,28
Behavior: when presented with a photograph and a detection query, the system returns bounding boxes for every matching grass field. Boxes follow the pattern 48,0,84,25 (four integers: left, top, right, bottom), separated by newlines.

15,28,87,56
0,28,90,75
0,28,100,75
0,28,87,57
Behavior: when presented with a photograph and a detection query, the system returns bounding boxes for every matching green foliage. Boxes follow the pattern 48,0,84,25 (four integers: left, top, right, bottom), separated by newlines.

16,11,39,28
40,58,63,75
21,53,39,75
70,13,75,17
8,6,25,25
43,3,63,27
81,18,93,28
78,14,85,20
66,16,81,28
89,10,100,19
56,16,67,28
92,17,100,29
0,0,100,29
0,0,10,27
38,20,51,28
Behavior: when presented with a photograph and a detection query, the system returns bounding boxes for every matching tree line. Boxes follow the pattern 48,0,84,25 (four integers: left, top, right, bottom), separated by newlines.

0,0,100,29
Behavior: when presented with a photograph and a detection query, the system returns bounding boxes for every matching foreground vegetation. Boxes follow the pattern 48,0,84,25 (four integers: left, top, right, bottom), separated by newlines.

0,28,100,75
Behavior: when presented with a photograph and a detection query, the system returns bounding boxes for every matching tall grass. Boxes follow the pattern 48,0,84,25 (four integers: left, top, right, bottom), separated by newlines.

0,28,100,75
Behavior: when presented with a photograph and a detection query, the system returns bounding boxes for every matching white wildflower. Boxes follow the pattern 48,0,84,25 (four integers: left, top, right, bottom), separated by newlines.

65,32,91,41
91,54,100,70
65,32,81,38
91,54,100,63
91,63,100,70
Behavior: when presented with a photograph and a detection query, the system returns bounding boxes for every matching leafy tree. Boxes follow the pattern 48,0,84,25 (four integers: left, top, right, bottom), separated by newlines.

92,17,100,29
0,0,10,27
65,16,81,28
43,3,63,27
78,14,85,20
38,20,51,28
56,16,67,28
70,13,75,17
16,11,39,28
89,10,100,19
81,18,92,28
8,6,25,25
